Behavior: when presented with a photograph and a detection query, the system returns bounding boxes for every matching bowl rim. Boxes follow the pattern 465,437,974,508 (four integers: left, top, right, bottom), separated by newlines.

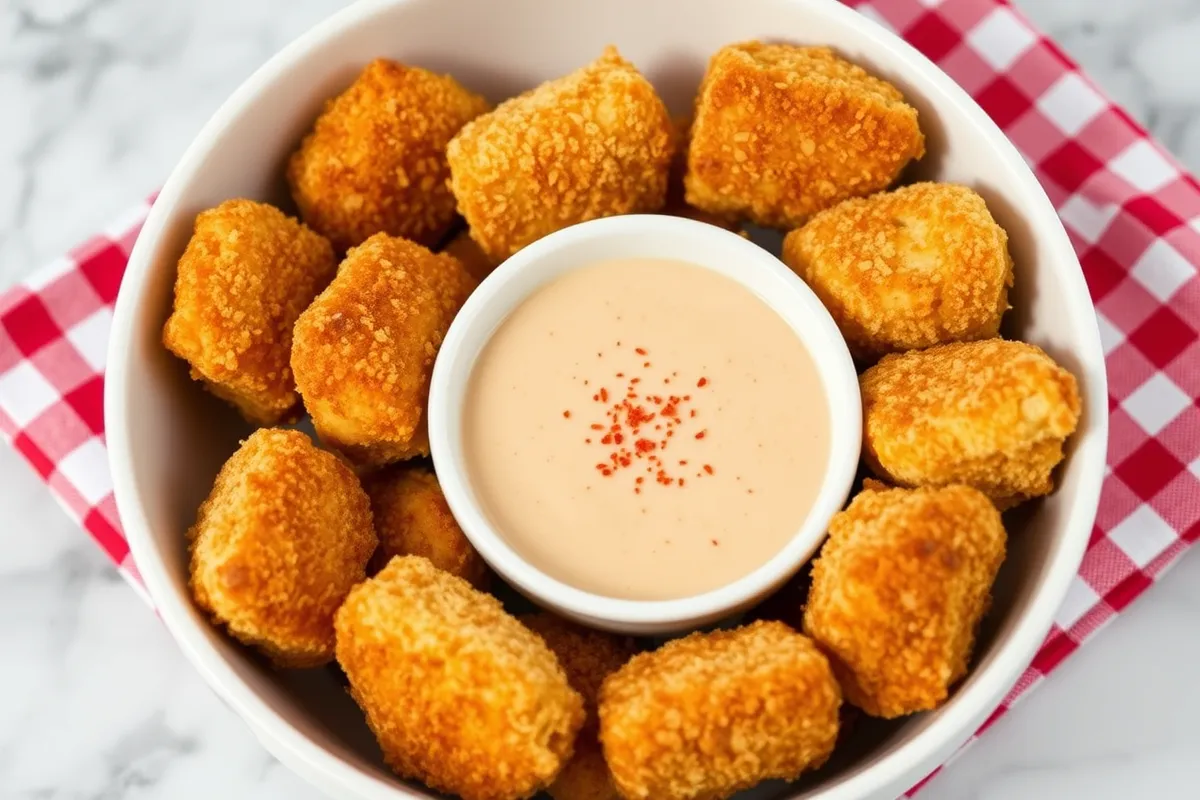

426,214,862,631
104,0,1110,798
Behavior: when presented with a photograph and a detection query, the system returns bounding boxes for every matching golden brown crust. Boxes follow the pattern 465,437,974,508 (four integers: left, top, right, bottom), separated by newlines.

288,58,490,252
335,556,584,800
803,483,1006,718
442,228,501,282
188,428,376,668
447,46,675,261
861,340,1082,508
365,466,489,588
685,42,924,229
520,613,637,800
291,234,476,467
547,738,621,800
661,115,740,231
783,183,1012,361
162,199,336,425
598,620,840,800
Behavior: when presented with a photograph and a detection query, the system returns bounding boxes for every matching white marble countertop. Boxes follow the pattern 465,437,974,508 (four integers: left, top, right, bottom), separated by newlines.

3,1,1199,798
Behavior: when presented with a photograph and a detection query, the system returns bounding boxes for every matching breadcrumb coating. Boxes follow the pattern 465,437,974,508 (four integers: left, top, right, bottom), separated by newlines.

685,42,924,229
188,429,376,668
288,58,490,252
598,620,840,800
861,340,1082,508
291,234,476,467
162,199,336,425
803,483,1006,718
364,465,489,588
442,228,501,282
335,556,584,800
522,613,637,800
548,739,620,800
661,116,739,231
447,46,675,261
783,183,1012,361
522,612,639,717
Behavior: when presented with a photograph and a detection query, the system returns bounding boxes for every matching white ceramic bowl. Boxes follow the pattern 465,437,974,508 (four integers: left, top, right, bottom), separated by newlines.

105,0,1109,798
427,215,862,636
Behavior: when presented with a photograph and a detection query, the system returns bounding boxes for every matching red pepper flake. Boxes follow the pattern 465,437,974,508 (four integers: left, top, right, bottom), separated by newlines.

703,464,714,475
679,478,686,487
635,477,644,485
599,387,609,402
601,434,613,445
643,361,651,368
563,410,571,418
590,424,604,430
635,487,641,495
695,430,707,440
711,539,719,546
616,372,624,378
635,347,648,355
585,438,591,444
631,377,641,384
614,433,624,444
679,459,688,465
697,377,708,387
690,409,697,418
663,378,670,384
592,393,599,401
661,403,677,418
635,438,657,453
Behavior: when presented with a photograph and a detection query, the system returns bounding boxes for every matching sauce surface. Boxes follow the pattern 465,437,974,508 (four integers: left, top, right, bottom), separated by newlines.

463,258,830,600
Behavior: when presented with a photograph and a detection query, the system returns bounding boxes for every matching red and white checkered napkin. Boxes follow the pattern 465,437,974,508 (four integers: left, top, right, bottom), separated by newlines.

1,0,1197,793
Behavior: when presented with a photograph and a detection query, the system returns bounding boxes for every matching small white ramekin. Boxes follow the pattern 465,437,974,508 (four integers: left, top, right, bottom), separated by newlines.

428,214,861,635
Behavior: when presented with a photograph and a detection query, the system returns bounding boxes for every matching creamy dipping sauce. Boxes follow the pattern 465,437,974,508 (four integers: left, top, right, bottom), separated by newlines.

463,259,830,600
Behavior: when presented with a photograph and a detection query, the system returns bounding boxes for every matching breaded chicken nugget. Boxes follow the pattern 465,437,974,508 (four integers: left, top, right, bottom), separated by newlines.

365,465,488,588
188,429,375,668
598,621,840,800
661,116,740,231
291,234,476,467
783,183,1012,361
288,59,490,252
447,46,675,261
803,483,1006,718
685,42,924,229
861,340,1082,508
335,556,584,800
162,199,336,425
442,229,500,282
522,612,638,800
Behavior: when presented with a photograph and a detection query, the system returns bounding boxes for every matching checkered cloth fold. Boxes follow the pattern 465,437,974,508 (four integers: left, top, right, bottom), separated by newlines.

1,0,1198,795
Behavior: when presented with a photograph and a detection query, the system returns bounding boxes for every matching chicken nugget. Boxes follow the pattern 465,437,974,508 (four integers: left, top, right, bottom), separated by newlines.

598,620,840,800
365,465,489,588
288,58,490,252
188,428,375,668
861,340,1081,508
291,234,476,467
162,199,336,425
661,116,740,231
521,612,638,800
442,228,501,282
685,42,924,229
783,183,1012,361
335,556,584,800
803,483,1006,718
447,46,675,261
